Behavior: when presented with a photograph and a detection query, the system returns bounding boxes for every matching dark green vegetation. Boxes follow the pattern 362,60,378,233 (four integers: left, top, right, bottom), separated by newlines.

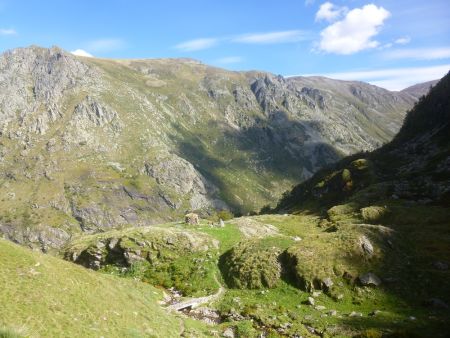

64,224,221,296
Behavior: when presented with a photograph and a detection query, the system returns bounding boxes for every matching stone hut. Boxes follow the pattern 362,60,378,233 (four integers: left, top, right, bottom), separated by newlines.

185,213,199,225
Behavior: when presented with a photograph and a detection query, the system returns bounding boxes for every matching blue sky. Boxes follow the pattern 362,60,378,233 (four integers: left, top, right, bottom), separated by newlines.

0,0,449,90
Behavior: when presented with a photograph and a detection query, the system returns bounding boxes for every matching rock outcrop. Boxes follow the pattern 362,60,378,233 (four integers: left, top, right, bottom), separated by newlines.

65,226,219,270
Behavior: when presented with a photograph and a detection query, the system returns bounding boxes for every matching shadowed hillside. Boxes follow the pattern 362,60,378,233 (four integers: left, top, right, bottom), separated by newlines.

270,71,450,336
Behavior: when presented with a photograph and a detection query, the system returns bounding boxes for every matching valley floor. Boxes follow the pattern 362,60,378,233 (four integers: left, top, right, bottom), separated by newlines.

2,206,449,337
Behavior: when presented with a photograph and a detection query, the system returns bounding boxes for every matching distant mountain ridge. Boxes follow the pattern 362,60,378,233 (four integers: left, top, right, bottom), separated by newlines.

401,79,439,97
275,71,450,211
0,46,436,250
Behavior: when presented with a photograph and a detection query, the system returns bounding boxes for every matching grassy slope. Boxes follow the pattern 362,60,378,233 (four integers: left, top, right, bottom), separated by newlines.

0,238,188,338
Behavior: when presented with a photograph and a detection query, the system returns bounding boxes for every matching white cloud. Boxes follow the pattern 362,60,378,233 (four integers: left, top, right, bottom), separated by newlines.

174,38,218,51
215,56,243,64
318,4,390,54
0,28,17,36
380,43,393,49
395,36,411,45
70,49,94,58
384,47,450,60
233,30,309,44
174,30,309,52
86,39,125,52
305,0,315,6
297,64,449,90
315,2,347,22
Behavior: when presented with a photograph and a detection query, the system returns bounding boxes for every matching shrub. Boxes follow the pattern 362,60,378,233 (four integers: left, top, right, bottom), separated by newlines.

342,168,352,182
217,209,234,221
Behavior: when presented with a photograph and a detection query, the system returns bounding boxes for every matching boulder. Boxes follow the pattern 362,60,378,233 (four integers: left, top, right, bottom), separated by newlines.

65,226,218,270
223,327,235,338
359,272,381,286
369,310,381,316
322,277,334,289
359,235,374,256
361,206,387,223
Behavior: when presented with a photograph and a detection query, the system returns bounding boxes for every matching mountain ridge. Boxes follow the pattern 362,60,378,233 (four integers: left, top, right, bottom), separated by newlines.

0,45,437,251
275,71,450,211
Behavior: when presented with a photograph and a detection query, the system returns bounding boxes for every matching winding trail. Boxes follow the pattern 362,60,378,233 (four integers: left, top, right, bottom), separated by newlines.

167,274,225,312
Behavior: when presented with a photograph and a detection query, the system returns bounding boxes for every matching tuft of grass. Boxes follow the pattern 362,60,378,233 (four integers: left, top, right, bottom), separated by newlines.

0,327,22,338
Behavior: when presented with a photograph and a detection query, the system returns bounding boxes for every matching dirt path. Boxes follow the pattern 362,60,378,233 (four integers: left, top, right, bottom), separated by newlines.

167,274,225,312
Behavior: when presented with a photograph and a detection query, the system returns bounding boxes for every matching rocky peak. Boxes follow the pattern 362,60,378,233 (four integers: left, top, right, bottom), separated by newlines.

0,45,100,136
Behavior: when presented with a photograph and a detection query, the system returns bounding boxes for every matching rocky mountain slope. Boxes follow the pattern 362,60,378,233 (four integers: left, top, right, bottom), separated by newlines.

275,72,449,211
401,79,439,98
0,46,430,251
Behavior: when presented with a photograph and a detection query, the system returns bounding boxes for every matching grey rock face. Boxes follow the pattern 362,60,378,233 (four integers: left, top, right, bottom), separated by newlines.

0,223,70,252
71,204,126,232
321,277,334,289
0,46,99,137
144,152,223,210
72,96,120,128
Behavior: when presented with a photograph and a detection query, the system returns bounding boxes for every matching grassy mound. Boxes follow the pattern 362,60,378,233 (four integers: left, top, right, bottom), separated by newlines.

361,205,388,223
0,239,182,337
220,238,288,289
65,225,218,267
